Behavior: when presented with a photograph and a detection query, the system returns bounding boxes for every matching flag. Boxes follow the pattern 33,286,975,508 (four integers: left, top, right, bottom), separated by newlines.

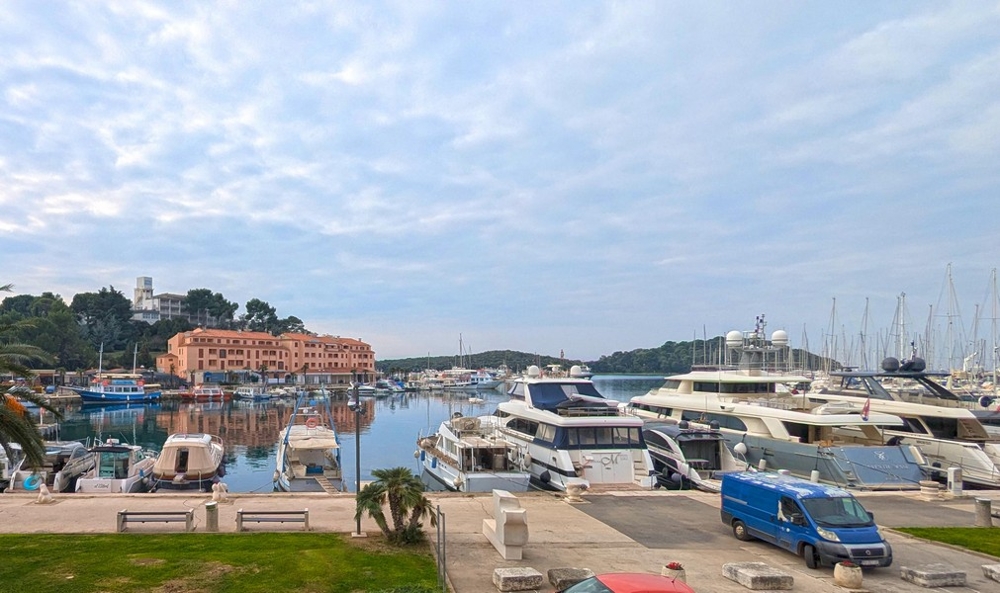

861,397,871,421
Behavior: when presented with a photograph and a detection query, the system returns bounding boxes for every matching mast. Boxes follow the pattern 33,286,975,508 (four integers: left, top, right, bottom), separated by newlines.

132,343,139,374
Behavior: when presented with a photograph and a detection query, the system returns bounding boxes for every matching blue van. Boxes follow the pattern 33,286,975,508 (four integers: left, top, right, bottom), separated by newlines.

720,472,892,569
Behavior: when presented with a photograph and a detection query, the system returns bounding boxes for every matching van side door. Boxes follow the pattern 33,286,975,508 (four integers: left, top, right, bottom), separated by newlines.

776,496,808,551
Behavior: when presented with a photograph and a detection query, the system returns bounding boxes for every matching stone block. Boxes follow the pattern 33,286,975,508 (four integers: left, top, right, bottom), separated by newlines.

722,562,793,590
900,563,966,587
983,564,1000,583
493,567,543,592
548,567,594,590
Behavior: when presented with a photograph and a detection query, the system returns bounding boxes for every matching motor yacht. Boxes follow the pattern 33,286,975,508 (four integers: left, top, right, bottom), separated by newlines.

627,318,929,490
150,433,226,491
76,438,157,493
642,420,742,492
810,354,1000,488
274,401,343,493
491,367,655,492
417,413,530,493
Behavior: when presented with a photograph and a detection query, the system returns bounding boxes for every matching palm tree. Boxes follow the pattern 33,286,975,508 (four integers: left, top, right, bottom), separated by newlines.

354,467,437,544
1,283,59,468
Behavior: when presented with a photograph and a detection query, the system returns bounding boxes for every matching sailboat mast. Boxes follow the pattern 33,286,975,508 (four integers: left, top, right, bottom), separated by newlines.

132,343,138,374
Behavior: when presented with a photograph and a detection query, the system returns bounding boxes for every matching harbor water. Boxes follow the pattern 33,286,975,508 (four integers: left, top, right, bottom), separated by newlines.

36,375,666,493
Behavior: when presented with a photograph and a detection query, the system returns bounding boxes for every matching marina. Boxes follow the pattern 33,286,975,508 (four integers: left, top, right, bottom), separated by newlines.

12,375,664,494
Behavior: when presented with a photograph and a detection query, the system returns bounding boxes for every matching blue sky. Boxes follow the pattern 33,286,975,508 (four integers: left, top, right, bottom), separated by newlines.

2,2,999,366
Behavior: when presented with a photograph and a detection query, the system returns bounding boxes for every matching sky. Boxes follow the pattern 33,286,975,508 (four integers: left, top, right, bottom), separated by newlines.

2,2,999,367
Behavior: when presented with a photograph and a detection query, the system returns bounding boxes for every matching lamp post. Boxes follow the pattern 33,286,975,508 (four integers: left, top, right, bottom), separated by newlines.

350,370,365,537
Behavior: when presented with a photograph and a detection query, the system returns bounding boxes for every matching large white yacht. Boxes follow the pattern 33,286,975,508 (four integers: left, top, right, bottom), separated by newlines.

627,318,929,490
492,367,655,492
417,413,530,493
809,354,1000,488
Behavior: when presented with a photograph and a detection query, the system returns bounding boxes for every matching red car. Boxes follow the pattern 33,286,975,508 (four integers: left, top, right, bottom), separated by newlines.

560,572,696,593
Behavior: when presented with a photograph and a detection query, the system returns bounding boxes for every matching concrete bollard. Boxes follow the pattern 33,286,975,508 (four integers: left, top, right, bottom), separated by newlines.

205,501,219,532
947,467,963,497
757,459,767,471
975,498,993,528
809,470,820,483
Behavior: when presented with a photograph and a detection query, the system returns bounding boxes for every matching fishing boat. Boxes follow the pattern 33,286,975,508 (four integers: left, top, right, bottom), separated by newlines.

417,413,531,492
70,344,161,403
627,317,930,490
273,399,343,493
150,433,226,491
493,367,655,492
75,438,157,493
180,384,228,401
642,420,742,492
7,440,96,493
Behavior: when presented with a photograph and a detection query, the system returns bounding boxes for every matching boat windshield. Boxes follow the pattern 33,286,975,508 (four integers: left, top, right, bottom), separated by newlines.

801,496,873,528
528,382,605,411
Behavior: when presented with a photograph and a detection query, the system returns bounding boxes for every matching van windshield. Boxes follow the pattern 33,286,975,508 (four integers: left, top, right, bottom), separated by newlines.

801,496,873,528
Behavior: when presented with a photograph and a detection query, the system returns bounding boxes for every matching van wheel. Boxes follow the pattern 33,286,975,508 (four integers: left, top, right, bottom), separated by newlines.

732,520,752,541
803,544,819,569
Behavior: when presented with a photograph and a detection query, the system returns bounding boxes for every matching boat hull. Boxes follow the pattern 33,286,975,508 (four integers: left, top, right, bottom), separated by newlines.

420,456,530,493
72,387,162,403
722,433,926,490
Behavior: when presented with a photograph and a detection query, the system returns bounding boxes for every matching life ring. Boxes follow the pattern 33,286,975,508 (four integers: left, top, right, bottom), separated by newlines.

305,417,319,429
23,474,42,491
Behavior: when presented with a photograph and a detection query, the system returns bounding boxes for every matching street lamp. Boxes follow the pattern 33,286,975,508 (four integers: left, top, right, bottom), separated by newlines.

349,370,365,537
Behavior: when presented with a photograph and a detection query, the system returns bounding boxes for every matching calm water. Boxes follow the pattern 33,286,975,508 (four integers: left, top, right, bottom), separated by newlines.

39,374,666,493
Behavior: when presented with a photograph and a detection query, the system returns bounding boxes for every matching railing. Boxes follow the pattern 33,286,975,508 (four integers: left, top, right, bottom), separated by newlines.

435,505,447,592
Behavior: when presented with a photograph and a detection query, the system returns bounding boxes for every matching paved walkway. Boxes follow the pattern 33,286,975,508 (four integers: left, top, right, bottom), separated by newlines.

1,488,999,592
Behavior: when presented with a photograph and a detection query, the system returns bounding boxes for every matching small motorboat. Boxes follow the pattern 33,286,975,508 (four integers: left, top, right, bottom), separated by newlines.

76,438,157,494
150,433,225,492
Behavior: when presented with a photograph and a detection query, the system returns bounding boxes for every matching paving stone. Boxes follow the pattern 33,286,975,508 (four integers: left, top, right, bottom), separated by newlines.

547,567,594,590
722,561,793,590
900,563,966,587
982,563,1000,583
493,567,543,592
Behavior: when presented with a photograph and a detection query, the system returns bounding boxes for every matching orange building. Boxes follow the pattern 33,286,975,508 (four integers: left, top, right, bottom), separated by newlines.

156,328,376,387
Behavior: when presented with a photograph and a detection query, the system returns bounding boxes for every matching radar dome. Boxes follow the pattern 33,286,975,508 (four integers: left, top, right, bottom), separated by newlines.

771,330,789,346
881,357,900,372
726,330,743,347
569,365,584,377
526,365,541,377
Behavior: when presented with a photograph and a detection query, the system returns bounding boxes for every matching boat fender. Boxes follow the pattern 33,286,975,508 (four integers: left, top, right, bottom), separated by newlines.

419,450,426,461
23,474,42,491
431,457,437,469
539,470,551,484
520,453,532,471
980,395,994,408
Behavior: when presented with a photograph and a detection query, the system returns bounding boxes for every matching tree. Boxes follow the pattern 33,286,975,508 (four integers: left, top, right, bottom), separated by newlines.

275,315,308,335
207,292,239,328
183,288,214,327
241,298,278,333
0,283,60,469
71,286,134,350
354,467,437,544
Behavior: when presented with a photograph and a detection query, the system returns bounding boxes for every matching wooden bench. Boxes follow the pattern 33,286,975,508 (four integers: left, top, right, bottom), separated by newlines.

237,508,309,531
117,509,194,532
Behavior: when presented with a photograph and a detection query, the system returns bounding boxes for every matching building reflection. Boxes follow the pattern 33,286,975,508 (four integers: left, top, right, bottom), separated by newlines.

146,398,377,451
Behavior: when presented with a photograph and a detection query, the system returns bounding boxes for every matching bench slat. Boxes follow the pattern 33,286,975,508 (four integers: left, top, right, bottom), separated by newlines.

236,508,309,531
118,509,194,533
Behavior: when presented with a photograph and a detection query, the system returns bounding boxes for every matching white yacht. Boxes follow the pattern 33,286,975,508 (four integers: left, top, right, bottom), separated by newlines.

810,354,1000,488
7,440,96,493
627,319,929,490
274,403,343,493
76,438,157,493
492,367,655,492
642,420,742,493
417,413,530,493
150,433,226,491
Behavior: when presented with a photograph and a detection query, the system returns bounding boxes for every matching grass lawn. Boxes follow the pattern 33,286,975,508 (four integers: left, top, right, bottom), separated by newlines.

896,527,1000,558
0,532,440,593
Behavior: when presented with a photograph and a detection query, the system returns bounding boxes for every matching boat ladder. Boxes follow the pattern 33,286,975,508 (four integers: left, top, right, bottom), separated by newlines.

314,475,340,495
